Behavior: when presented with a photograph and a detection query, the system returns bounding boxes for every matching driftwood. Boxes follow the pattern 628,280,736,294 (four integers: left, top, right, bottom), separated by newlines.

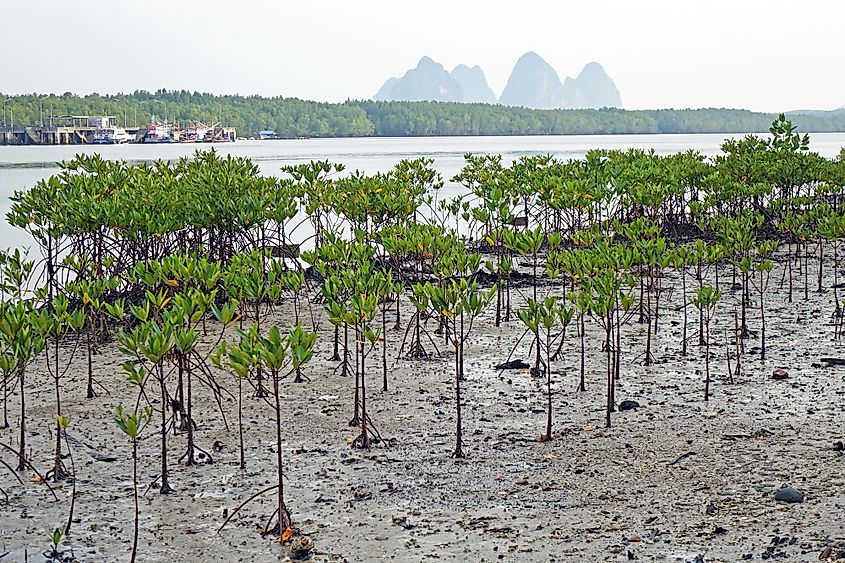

264,244,301,259
66,434,118,462
819,357,845,366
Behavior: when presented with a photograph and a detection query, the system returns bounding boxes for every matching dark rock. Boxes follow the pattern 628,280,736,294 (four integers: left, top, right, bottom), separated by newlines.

774,487,804,503
619,400,641,411
772,368,789,380
290,535,314,560
494,359,530,370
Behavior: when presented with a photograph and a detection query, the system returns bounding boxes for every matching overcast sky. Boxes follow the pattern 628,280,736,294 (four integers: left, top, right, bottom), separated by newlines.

2,0,842,112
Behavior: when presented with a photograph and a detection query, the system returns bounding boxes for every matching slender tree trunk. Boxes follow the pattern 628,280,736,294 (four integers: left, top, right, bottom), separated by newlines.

681,268,688,356
644,271,653,366
382,303,388,392
578,315,586,391
17,371,26,471
704,319,711,402
86,328,95,398
359,336,369,448
787,242,793,303
453,322,463,458
760,272,766,361
130,439,139,563
545,330,552,441
331,325,340,361
273,368,290,532
186,356,195,465
53,371,63,480
605,323,612,429
158,364,172,494
238,375,245,470
818,241,824,292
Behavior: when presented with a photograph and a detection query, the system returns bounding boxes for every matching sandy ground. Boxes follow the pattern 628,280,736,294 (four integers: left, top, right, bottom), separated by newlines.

1,255,845,562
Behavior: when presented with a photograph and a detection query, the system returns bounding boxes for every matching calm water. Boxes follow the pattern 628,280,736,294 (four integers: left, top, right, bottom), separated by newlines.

2,133,844,251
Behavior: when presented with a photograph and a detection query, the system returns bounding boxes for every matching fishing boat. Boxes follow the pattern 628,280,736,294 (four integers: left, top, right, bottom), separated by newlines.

201,123,234,143
180,121,212,143
142,121,178,144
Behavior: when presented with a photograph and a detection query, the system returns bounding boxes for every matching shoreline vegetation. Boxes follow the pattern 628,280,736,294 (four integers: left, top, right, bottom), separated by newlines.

2,115,845,560
2,90,845,139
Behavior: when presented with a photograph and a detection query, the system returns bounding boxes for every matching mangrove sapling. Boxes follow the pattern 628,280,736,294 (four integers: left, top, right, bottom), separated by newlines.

588,267,633,429
114,404,153,563
633,235,670,366
168,288,223,465
212,322,260,471
750,241,778,360
259,325,294,535
36,296,85,481
569,289,592,392
672,246,695,356
352,296,383,449
518,297,574,441
818,212,845,326
69,277,116,399
230,322,315,538
224,250,274,397
506,227,546,369
288,323,316,390
118,315,176,494
0,300,47,471
172,324,200,464
44,525,66,562
754,259,774,361
423,278,495,458
692,285,722,401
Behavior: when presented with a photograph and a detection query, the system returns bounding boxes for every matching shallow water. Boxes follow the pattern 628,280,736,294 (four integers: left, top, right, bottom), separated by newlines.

2,133,844,251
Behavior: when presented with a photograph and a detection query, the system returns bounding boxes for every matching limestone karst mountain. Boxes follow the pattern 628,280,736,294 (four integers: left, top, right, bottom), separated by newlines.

561,61,622,109
372,56,463,102
450,64,497,104
373,52,623,109
498,51,566,109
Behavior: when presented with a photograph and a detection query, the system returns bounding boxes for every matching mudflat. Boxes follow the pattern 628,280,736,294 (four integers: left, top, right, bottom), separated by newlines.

1,258,844,563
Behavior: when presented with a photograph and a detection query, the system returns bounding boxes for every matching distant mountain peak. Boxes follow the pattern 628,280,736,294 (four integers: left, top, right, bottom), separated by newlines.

450,64,496,104
563,62,622,108
372,52,622,109
373,56,495,104
499,51,565,109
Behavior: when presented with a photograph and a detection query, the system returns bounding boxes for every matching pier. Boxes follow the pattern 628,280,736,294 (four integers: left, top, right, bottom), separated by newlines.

0,115,236,145
0,116,144,145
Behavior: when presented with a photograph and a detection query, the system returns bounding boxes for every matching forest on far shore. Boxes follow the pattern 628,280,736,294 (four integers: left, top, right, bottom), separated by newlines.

3,90,845,138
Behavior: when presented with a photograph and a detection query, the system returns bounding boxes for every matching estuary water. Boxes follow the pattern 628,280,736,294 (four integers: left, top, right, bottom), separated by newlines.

1,133,844,251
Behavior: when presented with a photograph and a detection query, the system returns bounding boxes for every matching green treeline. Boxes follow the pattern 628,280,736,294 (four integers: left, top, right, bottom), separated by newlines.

2,90,844,138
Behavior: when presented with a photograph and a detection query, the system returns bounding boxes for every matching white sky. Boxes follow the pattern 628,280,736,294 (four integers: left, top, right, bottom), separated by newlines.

1,0,842,112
